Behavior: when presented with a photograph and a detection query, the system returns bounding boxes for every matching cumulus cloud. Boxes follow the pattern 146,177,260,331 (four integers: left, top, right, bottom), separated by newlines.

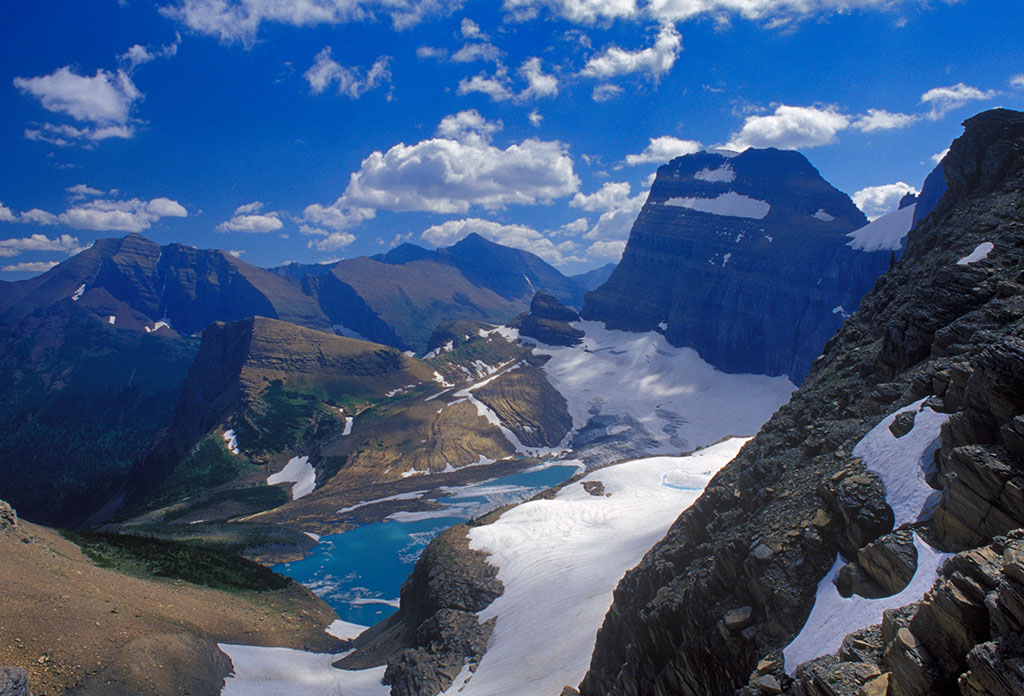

458,67,515,101
571,181,646,242
461,17,488,39
19,209,60,225
726,104,850,151
451,42,503,63
852,181,919,220
305,111,579,224
416,46,448,60
305,47,391,98
67,184,105,200
119,35,180,72
852,108,918,132
592,83,624,102
217,202,284,233
308,231,357,251
1,260,60,273
1012,74,1024,89
528,109,543,126
502,0,638,24
58,197,187,232
421,217,577,264
0,203,15,223
519,57,559,98
585,239,626,260
624,135,701,165
920,83,998,120
162,0,460,43
580,22,681,79
0,233,84,258
930,148,949,165
13,66,141,143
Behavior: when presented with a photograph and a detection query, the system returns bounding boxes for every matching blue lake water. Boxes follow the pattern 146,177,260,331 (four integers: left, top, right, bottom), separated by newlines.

274,463,579,627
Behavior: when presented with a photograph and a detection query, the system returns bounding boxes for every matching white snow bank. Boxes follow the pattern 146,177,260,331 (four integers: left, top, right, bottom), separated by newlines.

336,491,426,515
694,164,736,183
267,456,316,500
325,619,370,641
219,644,387,696
852,398,949,527
107,315,116,325
332,324,370,342
71,284,85,301
534,321,795,456
444,438,748,696
222,429,240,455
846,203,915,252
783,535,951,673
343,416,354,436
957,241,993,265
813,209,835,222
665,190,771,219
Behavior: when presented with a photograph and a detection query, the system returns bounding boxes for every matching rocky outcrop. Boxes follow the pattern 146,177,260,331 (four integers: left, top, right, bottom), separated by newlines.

338,525,502,696
0,667,29,696
582,148,892,382
579,109,1024,696
474,358,573,448
513,292,584,347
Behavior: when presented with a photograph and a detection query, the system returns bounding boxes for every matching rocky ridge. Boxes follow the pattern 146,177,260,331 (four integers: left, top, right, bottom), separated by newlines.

579,109,1024,695
582,147,895,382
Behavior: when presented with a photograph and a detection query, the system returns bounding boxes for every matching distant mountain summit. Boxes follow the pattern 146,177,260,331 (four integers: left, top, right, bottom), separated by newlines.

582,148,895,382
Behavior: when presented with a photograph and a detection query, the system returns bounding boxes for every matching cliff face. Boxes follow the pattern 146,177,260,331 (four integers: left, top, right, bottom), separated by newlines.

580,109,1024,695
582,148,891,383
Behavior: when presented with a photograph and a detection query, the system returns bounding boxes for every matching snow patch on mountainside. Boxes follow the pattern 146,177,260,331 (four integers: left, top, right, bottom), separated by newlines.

443,438,748,696
533,322,795,459
267,456,316,500
957,241,993,265
222,429,240,455
852,398,949,527
846,203,916,252
664,191,771,219
783,535,952,674
694,163,736,182
219,644,387,696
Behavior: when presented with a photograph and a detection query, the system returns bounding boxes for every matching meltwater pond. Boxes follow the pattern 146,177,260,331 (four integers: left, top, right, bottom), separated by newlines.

274,463,580,627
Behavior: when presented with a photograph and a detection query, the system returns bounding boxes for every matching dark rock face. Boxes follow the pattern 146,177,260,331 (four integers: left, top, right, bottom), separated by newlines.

0,233,330,336
513,292,584,347
0,667,29,696
582,148,890,383
579,109,1024,696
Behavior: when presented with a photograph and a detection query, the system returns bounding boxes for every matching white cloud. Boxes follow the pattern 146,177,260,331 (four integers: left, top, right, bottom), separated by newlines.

119,36,180,72
0,233,83,258
301,203,377,231
560,217,590,234
58,197,187,232
312,112,579,217
503,0,639,24
852,181,918,221
0,203,15,223
580,22,681,79
458,67,515,101
67,184,105,200
1,261,60,273
226,249,245,257
592,83,624,102
416,45,448,60
528,109,543,126
624,135,701,165
421,217,577,264
570,181,646,245
305,47,391,98
726,104,850,150
920,82,998,120
586,239,626,259
14,66,141,126
1012,74,1024,89
519,57,559,99
451,42,502,63
461,17,488,39
308,231,357,251
24,122,135,147
930,147,949,165
217,202,284,233
162,0,459,43
19,209,60,226
852,108,918,132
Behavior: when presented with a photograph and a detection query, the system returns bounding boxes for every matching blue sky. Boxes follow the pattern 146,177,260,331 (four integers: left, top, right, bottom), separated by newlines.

2,0,1023,277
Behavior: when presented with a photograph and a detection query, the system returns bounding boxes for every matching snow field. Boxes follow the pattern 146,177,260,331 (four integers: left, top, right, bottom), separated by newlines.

219,644,387,696
534,322,795,455
444,438,749,696
267,456,317,500
846,204,915,252
664,190,771,219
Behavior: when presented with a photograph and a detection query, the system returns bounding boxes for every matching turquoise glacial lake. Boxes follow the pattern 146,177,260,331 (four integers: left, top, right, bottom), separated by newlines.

274,464,579,627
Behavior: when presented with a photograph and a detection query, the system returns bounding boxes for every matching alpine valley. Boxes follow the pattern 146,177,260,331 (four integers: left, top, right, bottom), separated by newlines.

3,108,1024,696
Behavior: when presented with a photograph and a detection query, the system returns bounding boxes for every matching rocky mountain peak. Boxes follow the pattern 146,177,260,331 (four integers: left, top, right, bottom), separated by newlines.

582,147,890,383
513,292,583,346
